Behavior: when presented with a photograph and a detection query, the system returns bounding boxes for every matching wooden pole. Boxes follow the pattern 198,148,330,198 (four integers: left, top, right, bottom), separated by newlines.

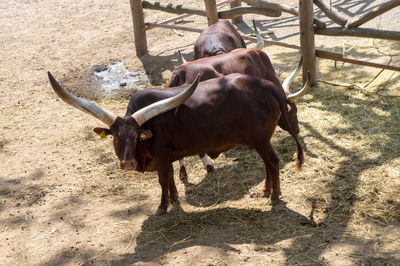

204,0,219,26
230,1,243,24
130,0,148,57
299,0,317,85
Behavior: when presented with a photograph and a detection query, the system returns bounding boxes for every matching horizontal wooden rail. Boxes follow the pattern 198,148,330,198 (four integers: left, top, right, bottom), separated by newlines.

246,35,400,72
145,22,203,32
142,1,280,20
142,1,205,16
145,23,400,72
315,27,400,41
150,0,236,27
241,0,326,29
219,6,281,19
315,49,400,72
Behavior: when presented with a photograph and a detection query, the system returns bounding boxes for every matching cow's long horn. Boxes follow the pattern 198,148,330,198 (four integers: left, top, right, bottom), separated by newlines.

178,49,187,64
48,72,117,126
287,71,311,103
252,19,264,49
132,73,200,126
282,56,303,94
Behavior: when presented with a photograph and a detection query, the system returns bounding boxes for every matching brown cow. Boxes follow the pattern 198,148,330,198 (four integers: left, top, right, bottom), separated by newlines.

193,20,246,60
49,72,306,215
168,48,307,135
175,20,264,177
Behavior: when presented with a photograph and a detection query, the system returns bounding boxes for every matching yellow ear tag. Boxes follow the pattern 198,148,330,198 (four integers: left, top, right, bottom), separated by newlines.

140,133,147,140
99,130,107,139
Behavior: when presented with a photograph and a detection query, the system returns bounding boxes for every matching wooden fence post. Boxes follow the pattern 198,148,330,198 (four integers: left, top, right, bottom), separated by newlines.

204,0,219,26
130,0,148,57
299,0,317,85
230,1,244,24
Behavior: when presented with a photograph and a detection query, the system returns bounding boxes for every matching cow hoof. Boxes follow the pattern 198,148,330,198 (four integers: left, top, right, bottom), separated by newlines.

179,167,188,180
171,199,181,206
262,188,271,198
263,191,271,198
271,198,281,206
155,208,168,216
206,165,215,173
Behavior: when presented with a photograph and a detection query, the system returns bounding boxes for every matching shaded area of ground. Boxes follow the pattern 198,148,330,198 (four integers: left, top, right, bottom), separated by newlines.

1,0,399,265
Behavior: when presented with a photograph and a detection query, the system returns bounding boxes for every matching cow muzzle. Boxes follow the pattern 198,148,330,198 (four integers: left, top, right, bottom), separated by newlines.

120,160,137,171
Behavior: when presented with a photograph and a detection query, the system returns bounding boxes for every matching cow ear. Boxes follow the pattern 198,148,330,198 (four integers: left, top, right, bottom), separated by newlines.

138,129,153,141
93,127,111,139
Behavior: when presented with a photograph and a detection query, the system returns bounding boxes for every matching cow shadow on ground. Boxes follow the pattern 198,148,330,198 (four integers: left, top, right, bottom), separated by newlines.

181,137,300,208
106,202,316,265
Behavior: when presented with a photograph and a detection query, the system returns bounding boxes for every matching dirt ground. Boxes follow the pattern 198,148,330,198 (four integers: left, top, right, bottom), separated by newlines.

1,0,399,265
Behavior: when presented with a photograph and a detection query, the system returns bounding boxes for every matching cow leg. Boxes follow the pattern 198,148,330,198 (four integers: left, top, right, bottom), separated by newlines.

155,160,174,216
179,159,188,180
264,167,272,198
168,168,180,205
255,142,281,205
199,154,214,173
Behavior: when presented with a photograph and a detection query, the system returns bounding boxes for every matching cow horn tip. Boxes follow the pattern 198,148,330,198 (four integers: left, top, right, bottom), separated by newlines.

48,71,58,89
193,73,201,84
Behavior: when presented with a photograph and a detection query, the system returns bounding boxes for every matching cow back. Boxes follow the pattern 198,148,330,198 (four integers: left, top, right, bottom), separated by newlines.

194,20,246,60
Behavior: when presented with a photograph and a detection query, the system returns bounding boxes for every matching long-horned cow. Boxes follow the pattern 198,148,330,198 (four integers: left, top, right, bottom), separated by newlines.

48,72,306,215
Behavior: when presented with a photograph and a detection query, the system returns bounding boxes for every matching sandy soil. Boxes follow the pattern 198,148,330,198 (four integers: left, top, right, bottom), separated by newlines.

1,0,399,265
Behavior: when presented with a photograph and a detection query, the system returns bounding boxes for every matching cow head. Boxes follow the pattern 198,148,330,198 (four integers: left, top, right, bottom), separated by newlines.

93,116,152,171
48,72,199,171
279,57,311,135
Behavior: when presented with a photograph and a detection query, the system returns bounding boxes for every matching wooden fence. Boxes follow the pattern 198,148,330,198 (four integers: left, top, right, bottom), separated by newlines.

129,0,400,84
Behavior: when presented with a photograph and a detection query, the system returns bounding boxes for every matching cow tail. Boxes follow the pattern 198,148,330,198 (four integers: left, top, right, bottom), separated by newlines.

271,86,304,169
